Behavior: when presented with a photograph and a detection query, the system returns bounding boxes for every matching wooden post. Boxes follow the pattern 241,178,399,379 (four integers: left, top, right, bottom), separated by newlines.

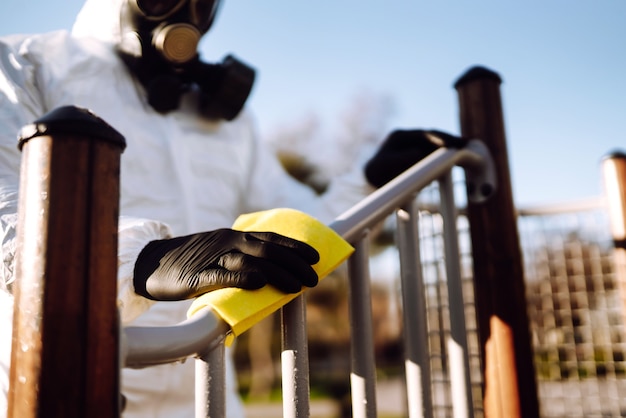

601,151,626,326
454,67,540,418
8,106,126,418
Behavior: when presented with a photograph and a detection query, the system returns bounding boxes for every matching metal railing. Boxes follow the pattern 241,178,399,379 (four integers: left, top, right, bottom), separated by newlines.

10,66,535,418
121,140,496,418
14,67,624,418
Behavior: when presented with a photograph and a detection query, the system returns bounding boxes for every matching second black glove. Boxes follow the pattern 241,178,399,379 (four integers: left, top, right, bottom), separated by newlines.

364,129,467,188
133,228,320,301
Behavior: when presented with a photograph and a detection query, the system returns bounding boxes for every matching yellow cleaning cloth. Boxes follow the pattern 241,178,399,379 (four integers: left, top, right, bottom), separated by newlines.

187,208,354,346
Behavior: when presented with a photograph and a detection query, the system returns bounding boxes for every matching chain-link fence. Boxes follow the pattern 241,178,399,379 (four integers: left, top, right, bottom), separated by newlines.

406,178,626,417
519,199,626,417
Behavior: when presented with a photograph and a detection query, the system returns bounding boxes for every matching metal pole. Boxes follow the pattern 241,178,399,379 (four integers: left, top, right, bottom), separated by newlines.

281,295,311,418
347,234,378,418
8,106,126,418
439,172,473,418
195,343,226,418
396,198,433,418
454,66,539,418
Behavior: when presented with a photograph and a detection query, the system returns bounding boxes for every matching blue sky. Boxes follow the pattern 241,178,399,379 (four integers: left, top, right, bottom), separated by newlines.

1,1,625,206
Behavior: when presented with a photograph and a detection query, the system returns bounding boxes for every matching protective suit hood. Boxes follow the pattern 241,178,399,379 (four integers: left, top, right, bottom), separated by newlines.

72,0,126,44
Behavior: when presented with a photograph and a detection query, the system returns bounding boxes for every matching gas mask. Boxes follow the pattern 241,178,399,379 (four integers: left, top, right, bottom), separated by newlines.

117,0,255,121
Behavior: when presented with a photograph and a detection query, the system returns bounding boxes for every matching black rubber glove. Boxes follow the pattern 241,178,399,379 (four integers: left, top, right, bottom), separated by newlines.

364,129,468,188
133,229,320,301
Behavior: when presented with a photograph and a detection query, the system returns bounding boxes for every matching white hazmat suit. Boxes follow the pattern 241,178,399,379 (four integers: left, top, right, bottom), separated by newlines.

0,0,374,417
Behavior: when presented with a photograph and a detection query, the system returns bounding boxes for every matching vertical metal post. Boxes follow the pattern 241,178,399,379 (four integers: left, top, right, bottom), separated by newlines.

8,106,125,418
396,197,433,418
347,234,378,418
601,151,626,326
439,173,473,418
281,295,311,418
195,344,226,418
454,66,539,418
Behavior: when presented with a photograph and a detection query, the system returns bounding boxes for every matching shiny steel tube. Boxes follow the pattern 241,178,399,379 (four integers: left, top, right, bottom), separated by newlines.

122,140,495,368
347,235,378,418
195,341,226,418
122,307,229,368
281,296,311,418
396,198,433,418
439,172,474,418
331,139,495,243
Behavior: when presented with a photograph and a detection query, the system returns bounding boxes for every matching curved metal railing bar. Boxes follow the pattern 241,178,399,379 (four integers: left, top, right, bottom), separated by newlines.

120,138,496,418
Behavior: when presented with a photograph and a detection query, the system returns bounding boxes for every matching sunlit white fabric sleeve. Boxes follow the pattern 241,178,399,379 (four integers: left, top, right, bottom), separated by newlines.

116,217,172,324
243,118,377,225
0,35,173,325
0,34,48,293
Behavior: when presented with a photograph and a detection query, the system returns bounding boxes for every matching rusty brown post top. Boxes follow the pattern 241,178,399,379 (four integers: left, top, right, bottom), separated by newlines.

9,106,125,418
17,105,127,150
454,66,540,418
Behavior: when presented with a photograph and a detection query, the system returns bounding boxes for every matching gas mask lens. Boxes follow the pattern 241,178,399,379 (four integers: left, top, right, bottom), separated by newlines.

189,0,221,31
134,0,184,19
134,0,220,29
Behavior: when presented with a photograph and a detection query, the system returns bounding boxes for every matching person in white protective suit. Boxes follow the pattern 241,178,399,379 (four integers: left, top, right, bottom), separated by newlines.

0,0,372,417
0,0,464,416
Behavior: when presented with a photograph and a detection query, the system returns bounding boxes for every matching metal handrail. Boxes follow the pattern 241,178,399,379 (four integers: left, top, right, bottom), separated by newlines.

120,139,496,418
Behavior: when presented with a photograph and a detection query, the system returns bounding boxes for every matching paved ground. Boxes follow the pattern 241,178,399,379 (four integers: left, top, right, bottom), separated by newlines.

246,376,626,418
245,399,339,418
244,378,406,418
537,378,626,417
